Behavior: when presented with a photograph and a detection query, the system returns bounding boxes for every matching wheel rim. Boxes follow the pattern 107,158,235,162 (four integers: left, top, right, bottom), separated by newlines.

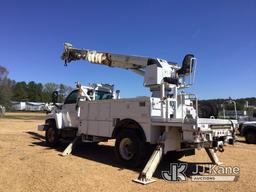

47,128,55,143
119,138,135,160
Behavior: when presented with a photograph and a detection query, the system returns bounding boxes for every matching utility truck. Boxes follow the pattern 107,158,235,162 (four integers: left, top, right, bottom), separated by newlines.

38,43,237,184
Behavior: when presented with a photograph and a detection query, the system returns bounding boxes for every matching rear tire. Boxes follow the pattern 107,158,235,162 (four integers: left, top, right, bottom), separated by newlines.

45,123,60,147
245,130,256,144
115,129,145,168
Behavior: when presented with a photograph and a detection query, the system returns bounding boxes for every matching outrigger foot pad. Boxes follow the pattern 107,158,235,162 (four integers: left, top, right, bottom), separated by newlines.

133,177,156,185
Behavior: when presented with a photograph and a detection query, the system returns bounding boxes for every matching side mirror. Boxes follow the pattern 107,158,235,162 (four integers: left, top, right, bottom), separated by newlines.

52,91,59,104
177,54,195,76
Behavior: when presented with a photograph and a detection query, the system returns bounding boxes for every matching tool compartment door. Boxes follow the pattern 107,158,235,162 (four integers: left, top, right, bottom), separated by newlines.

78,100,112,137
78,98,150,138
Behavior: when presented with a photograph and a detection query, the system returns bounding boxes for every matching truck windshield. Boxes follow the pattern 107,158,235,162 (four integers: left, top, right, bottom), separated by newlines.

95,91,112,100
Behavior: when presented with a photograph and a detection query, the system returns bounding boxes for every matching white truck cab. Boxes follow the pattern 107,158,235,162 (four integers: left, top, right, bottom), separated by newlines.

39,83,118,143
61,83,116,128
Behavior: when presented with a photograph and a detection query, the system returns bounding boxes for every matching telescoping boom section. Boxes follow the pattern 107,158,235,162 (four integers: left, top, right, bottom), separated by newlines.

40,43,238,184
61,43,196,89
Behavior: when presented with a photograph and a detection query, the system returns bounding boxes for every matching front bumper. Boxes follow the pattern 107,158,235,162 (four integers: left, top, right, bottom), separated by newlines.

37,124,48,131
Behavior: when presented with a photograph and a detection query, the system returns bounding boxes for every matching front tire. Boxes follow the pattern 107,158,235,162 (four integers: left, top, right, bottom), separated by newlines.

45,123,60,147
115,129,145,168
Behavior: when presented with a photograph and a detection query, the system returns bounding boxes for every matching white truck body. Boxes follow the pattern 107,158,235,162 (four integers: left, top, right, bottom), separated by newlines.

38,43,237,183
42,86,236,154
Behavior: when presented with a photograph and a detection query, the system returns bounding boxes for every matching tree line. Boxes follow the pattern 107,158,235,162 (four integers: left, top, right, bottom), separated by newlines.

1,65,256,111
198,98,256,118
0,66,72,109
199,97,256,111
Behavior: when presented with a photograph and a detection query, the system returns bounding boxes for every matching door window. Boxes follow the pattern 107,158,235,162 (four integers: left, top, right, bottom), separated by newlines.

64,90,78,104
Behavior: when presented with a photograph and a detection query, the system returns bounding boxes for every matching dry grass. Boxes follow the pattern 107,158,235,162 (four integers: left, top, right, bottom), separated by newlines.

0,112,256,192
2,112,45,120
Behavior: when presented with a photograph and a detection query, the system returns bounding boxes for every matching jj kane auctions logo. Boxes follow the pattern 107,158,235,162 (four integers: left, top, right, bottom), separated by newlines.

162,163,240,182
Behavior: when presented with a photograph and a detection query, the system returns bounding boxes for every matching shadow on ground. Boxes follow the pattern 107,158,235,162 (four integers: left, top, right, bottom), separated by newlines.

26,131,211,181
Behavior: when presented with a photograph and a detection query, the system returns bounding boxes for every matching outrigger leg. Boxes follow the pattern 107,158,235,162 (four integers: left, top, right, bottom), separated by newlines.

205,148,223,165
133,144,164,185
61,136,80,156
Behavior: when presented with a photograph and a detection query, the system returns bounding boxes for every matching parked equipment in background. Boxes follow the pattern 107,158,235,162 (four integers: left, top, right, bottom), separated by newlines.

239,121,256,144
0,105,5,117
38,43,238,184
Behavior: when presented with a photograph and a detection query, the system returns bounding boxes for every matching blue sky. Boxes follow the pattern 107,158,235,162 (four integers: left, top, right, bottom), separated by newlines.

1,0,255,99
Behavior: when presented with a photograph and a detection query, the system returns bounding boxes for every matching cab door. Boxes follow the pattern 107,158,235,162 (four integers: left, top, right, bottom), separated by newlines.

61,90,79,127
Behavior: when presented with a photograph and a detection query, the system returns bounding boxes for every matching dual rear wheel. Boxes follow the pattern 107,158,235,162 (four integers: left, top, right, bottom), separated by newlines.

115,129,146,168
114,129,184,168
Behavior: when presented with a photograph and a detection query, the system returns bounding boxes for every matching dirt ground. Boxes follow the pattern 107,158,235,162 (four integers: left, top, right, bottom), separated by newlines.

0,112,256,192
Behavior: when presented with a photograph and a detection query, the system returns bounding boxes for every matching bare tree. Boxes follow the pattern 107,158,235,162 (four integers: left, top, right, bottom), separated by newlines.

0,66,13,109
